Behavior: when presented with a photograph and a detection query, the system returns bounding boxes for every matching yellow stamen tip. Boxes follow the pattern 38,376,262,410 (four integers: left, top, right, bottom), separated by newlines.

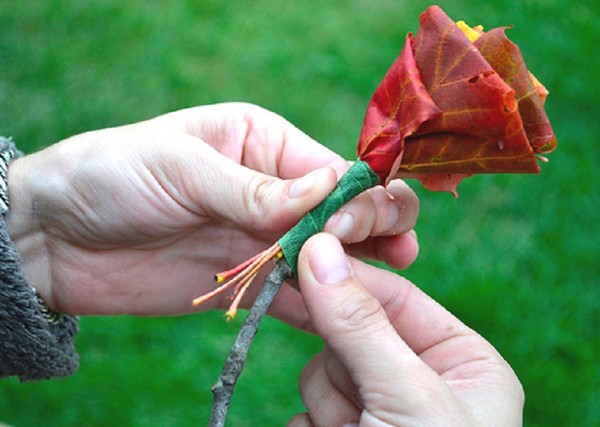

215,274,225,284
456,20,484,42
275,251,283,260
225,309,237,321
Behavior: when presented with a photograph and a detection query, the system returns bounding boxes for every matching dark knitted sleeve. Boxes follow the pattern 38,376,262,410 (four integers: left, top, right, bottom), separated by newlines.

0,136,79,381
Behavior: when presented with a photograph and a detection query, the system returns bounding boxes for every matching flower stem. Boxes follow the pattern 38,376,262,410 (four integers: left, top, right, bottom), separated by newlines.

278,159,380,273
208,259,292,427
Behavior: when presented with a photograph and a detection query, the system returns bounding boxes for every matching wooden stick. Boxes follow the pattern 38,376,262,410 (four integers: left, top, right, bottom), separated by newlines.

208,259,292,427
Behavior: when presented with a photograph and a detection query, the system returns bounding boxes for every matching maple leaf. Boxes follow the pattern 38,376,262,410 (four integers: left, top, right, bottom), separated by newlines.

357,34,441,184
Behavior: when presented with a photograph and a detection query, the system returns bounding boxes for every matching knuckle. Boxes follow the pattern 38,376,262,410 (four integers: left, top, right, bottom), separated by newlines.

395,185,420,233
243,174,277,227
381,192,419,236
330,289,386,336
299,354,322,390
286,413,312,427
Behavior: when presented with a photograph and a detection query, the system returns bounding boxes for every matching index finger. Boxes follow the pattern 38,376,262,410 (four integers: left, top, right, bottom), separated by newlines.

349,257,501,374
151,102,351,179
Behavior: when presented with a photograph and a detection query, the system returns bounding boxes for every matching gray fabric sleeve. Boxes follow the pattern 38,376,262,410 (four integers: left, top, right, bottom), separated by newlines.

0,136,79,381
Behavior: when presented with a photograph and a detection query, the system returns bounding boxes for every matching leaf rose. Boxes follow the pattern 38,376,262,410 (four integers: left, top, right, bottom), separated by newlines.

357,5,557,195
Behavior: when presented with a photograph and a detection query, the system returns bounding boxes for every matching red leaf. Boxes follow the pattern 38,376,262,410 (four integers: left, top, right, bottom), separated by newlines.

357,35,441,184
412,8,518,142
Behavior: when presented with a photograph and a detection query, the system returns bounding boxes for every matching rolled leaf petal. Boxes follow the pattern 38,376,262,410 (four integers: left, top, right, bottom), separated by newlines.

357,35,441,184
474,27,557,154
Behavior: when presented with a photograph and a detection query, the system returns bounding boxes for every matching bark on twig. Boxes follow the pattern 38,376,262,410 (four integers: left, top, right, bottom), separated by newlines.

208,259,293,427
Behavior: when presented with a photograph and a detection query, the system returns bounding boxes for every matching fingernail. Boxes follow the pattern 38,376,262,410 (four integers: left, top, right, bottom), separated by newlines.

408,229,418,240
288,168,330,199
326,211,355,240
309,234,352,285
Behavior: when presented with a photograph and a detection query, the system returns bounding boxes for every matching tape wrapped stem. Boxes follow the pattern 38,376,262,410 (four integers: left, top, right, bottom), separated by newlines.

279,160,380,274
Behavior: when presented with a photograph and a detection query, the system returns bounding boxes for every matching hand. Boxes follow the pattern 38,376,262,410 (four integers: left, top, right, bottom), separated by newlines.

289,233,524,426
5,103,419,319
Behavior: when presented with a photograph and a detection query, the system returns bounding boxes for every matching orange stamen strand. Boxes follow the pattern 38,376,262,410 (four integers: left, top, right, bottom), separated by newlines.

192,280,234,306
214,251,265,283
230,245,279,296
225,274,257,321
192,242,283,314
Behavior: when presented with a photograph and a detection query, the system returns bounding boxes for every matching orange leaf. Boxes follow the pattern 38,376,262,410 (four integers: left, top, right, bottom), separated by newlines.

474,27,557,154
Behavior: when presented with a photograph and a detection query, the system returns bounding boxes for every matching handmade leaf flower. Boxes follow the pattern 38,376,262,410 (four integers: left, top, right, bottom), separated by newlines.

193,5,557,318
358,5,556,195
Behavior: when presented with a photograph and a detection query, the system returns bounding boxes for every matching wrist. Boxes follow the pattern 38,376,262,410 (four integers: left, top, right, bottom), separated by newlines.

5,153,55,309
0,136,78,380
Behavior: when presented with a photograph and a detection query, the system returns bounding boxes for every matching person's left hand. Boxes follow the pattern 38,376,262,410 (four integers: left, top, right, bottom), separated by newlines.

6,103,419,322
288,233,524,426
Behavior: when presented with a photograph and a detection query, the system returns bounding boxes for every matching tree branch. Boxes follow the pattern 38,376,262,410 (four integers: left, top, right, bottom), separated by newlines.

208,258,293,427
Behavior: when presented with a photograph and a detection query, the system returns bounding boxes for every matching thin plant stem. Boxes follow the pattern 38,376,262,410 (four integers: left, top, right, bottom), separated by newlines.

208,258,293,427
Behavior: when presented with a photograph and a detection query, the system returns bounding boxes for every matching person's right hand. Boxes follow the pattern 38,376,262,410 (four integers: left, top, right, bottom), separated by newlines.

6,103,419,321
289,233,524,426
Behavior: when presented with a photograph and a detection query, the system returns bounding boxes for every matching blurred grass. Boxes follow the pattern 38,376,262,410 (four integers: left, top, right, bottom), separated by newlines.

0,0,598,426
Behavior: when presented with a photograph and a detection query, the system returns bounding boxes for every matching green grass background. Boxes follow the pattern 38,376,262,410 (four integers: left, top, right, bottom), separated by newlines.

0,0,598,425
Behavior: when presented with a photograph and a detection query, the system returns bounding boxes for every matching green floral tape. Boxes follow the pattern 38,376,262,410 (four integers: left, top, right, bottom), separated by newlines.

279,160,380,274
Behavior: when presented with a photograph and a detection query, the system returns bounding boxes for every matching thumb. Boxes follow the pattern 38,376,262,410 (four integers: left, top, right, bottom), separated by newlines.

175,141,338,233
297,234,439,406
